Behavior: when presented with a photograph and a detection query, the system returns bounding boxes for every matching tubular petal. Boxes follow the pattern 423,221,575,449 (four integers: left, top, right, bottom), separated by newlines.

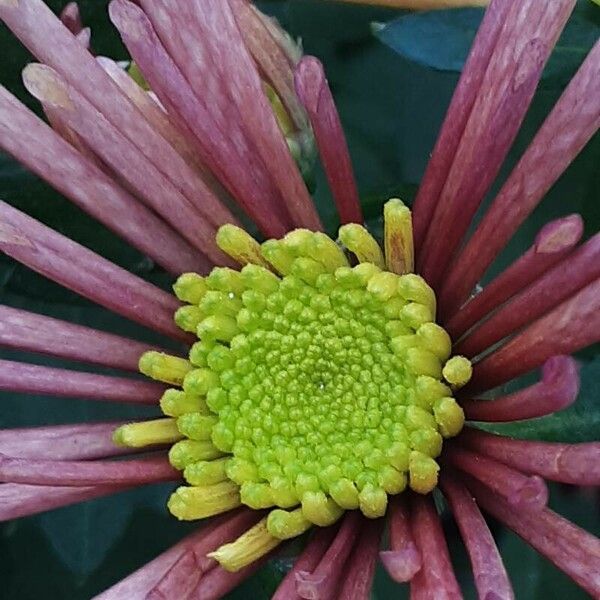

455,234,600,358
0,482,133,521
0,421,135,461
445,214,583,337
233,0,306,130
337,518,384,600
0,359,165,403
412,0,515,251
0,199,192,342
0,0,233,241
468,479,600,597
461,355,579,422
110,0,291,237
0,454,179,486
295,511,361,600
0,305,157,372
440,474,514,600
0,86,206,276
379,495,422,582
409,494,462,599
444,446,548,510
182,0,321,231
440,39,600,315
295,56,362,225
419,0,576,289
459,428,600,486
22,63,230,266
94,509,260,599
272,527,338,600
468,279,600,393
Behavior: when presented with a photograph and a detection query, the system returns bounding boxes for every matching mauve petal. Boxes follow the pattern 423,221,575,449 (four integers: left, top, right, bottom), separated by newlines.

0,199,191,342
0,86,205,276
460,356,579,422
0,0,231,239
0,422,137,461
22,63,231,266
418,0,575,290
445,446,548,511
295,56,362,225
0,305,163,372
440,474,514,600
460,428,600,486
468,478,600,597
468,279,600,393
440,39,600,315
0,454,179,486
412,0,516,251
0,359,165,404
445,215,583,338
455,234,600,358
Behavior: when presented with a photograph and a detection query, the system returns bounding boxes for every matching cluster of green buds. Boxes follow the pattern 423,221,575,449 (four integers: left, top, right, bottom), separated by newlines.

115,199,471,571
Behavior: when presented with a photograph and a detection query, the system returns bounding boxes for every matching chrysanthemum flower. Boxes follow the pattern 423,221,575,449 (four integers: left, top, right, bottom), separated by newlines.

0,0,599,598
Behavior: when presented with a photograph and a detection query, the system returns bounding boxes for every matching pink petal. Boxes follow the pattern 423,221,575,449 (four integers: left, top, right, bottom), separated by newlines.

295,511,361,600
0,304,161,372
468,478,600,597
460,428,600,486
460,355,579,422
0,85,206,276
94,509,259,599
295,56,362,225
418,0,575,290
440,474,514,600
468,279,600,393
22,62,231,266
445,215,583,338
0,358,165,403
440,39,600,316
273,527,337,600
337,518,384,600
109,0,291,237
379,495,422,583
0,199,191,342
0,454,179,486
444,446,548,511
455,234,600,358
0,421,138,461
410,494,462,599
412,0,515,251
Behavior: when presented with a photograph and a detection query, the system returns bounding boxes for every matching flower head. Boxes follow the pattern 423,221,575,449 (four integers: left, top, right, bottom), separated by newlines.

0,0,599,598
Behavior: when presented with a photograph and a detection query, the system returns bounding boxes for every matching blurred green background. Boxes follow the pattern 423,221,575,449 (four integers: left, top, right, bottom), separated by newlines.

0,1,598,598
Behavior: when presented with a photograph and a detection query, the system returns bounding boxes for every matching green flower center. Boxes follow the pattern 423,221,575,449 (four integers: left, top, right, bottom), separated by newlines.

127,215,472,545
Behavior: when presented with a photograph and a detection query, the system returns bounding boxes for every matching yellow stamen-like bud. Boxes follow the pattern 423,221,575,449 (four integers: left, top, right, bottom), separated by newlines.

433,397,465,438
408,451,439,494
267,507,312,539
358,483,388,518
169,439,225,470
113,418,182,448
301,491,344,526
261,239,295,274
338,224,385,268
384,198,414,274
160,389,210,417
442,356,473,388
184,458,230,486
217,225,270,267
139,352,193,386
172,273,207,305
167,481,241,521
209,517,282,572
397,274,436,317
